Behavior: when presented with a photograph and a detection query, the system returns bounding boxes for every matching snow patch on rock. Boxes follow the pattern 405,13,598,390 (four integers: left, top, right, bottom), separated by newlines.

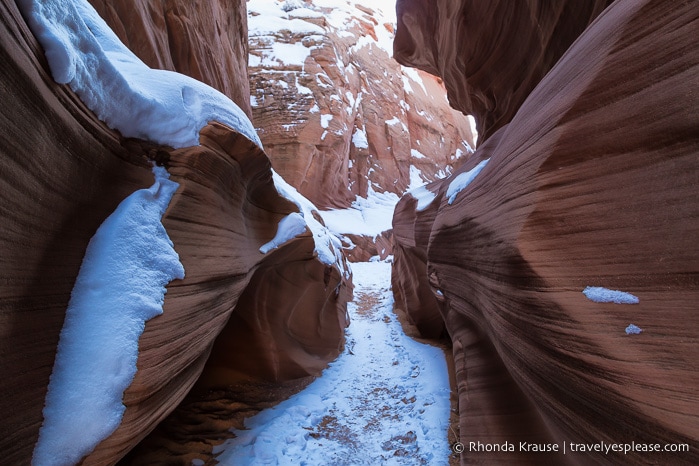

32,166,184,465
446,159,489,205
583,286,640,304
259,213,308,253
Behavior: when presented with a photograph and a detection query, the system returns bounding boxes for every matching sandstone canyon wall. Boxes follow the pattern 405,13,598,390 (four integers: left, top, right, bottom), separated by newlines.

247,0,476,209
393,0,699,464
0,1,349,464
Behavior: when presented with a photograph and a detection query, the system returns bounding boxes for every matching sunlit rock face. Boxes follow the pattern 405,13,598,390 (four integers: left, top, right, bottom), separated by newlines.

247,0,475,209
0,1,349,464
394,0,612,142
88,0,252,117
392,0,699,464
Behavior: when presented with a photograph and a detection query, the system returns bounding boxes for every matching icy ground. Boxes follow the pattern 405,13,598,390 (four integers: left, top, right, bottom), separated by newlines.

212,261,451,465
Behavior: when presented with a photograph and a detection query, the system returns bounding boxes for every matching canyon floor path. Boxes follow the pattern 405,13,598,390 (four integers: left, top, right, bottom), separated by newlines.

213,260,452,465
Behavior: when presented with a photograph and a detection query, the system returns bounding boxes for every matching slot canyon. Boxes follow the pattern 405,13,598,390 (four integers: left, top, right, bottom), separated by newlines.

1,0,697,465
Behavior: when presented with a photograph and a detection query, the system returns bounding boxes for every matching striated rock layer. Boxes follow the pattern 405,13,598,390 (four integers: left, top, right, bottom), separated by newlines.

392,0,699,464
0,1,349,464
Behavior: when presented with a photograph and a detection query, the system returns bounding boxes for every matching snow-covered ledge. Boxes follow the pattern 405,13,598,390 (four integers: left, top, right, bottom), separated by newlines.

17,0,260,149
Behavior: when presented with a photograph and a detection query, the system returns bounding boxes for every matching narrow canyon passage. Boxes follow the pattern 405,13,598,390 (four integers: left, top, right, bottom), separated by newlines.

3,0,697,465
212,260,452,465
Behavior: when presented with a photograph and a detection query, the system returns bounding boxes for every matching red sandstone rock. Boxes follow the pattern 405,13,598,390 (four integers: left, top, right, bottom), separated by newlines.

248,1,475,209
1,5,154,463
198,228,352,385
392,0,699,464
391,183,446,340
0,2,349,464
343,230,393,262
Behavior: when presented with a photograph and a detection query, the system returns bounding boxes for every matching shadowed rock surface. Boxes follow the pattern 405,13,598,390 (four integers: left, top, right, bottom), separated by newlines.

394,0,613,141
392,0,699,464
0,1,349,464
391,185,445,340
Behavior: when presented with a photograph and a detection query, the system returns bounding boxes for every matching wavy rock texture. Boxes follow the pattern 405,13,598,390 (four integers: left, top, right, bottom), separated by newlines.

393,0,699,464
394,0,612,141
88,0,252,117
0,1,348,464
248,1,475,209
196,206,352,386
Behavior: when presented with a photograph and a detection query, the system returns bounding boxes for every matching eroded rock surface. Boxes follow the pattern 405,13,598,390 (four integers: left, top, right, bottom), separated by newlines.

247,0,475,209
393,0,699,464
0,1,349,464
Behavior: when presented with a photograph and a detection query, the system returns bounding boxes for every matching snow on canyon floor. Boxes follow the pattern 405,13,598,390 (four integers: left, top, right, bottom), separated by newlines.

212,260,452,465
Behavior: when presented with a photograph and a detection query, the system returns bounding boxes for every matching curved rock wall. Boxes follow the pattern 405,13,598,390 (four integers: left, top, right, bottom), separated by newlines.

394,0,612,141
248,1,475,208
0,1,348,464
391,190,445,340
200,249,351,385
393,0,699,464
1,4,154,463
